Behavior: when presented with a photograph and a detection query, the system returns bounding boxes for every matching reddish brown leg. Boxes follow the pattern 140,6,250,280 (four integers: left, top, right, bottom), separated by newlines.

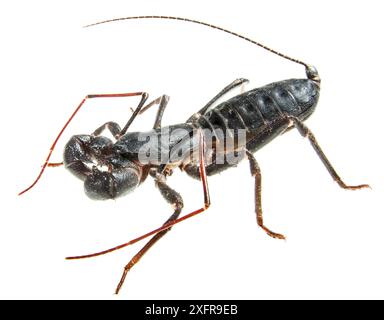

47,162,64,167
115,177,184,294
246,150,285,240
289,116,370,190
18,92,148,196
91,94,171,138
66,132,211,293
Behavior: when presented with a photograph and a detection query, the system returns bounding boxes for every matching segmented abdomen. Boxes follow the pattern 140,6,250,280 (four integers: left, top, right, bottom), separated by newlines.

195,78,320,152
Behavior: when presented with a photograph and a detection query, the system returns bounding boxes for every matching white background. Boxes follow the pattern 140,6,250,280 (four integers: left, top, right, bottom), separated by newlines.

1,0,383,299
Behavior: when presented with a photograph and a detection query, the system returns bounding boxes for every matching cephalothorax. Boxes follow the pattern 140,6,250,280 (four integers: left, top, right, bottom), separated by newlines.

19,16,368,294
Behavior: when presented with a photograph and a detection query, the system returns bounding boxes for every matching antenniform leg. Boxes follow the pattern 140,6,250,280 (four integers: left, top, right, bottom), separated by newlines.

246,150,286,240
114,132,210,294
66,131,210,294
92,94,170,138
19,91,149,195
289,117,369,190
